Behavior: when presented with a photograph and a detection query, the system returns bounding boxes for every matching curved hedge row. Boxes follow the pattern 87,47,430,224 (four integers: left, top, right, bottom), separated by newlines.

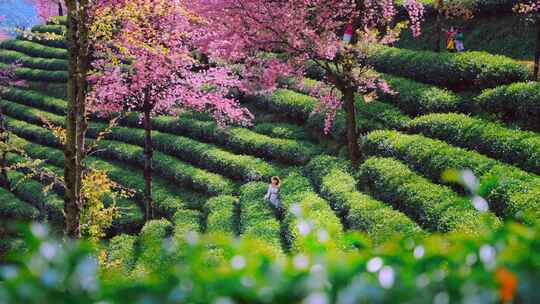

474,81,540,131
0,49,68,71
410,113,540,174
30,24,66,36
252,122,309,141
132,219,173,278
363,130,540,223
305,155,423,244
1,87,67,114
0,39,67,59
0,63,67,82
280,172,344,252
358,157,501,233
368,46,530,90
205,196,237,235
379,74,464,115
105,234,138,276
0,186,39,221
5,116,235,196
239,182,282,249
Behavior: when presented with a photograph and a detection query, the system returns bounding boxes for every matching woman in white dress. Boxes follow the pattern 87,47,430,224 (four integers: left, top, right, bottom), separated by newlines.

264,176,282,208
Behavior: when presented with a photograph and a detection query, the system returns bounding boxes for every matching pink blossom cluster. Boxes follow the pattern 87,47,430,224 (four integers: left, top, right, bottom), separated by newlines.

24,0,65,22
88,0,252,127
406,0,425,37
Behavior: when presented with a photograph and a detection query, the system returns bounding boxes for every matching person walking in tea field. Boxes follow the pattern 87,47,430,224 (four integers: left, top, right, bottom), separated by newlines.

264,176,282,209
455,28,465,52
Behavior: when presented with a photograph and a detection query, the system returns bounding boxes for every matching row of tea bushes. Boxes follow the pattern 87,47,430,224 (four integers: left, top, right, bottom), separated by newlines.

0,49,67,70
0,39,67,59
362,130,540,224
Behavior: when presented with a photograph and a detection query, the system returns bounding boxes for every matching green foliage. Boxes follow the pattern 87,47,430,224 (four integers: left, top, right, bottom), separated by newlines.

0,62,67,82
0,186,39,220
205,195,237,235
30,25,67,36
0,49,68,71
368,46,530,90
410,113,540,174
132,219,174,279
305,155,423,244
0,39,67,59
380,74,464,115
252,122,309,141
358,157,501,233
363,130,540,223
102,234,138,277
1,87,67,115
239,182,282,249
474,81,540,131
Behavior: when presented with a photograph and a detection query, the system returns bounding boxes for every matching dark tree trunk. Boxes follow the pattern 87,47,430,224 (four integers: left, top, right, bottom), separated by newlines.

533,17,540,81
143,106,154,220
435,4,443,52
64,0,90,239
0,109,10,190
342,88,361,167
58,2,64,17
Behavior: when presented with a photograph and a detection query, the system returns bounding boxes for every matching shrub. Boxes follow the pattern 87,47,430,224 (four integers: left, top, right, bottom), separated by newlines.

368,46,530,89
132,219,173,278
105,234,138,275
474,81,540,131
252,122,309,141
0,62,67,82
24,82,67,99
280,171,344,252
1,87,67,115
30,24,66,36
379,74,464,115
358,157,501,233
410,113,540,175
362,130,540,223
205,196,237,235
305,155,423,244
172,209,201,260
0,39,68,59
239,182,282,249
0,49,68,70
0,187,39,220
5,115,234,196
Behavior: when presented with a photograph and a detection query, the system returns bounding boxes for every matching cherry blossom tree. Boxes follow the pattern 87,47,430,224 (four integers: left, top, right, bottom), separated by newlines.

515,0,540,80
88,0,252,219
192,0,424,166
25,0,66,21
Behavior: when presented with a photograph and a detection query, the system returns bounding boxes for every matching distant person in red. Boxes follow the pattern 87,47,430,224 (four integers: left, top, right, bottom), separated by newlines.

444,26,456,52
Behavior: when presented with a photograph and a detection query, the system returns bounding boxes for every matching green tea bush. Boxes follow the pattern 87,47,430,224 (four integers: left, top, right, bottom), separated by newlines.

474,81,540,130
30,24,66,36
358,157,501,233
24,82,67,99
368,46,530,89
132,219,174,278
8,170,64,225
0,49,68,70
0,186,39,221
363,130,540,223
5,116,234,196
0,62,67,82
252,122,309,141
1,87,67,114
105,234,138,276
410,113,540,174
239,182,282,249
0,39,68,59
280,172,344,252
379,74,464,115
205,196,237,235
305,155,423,244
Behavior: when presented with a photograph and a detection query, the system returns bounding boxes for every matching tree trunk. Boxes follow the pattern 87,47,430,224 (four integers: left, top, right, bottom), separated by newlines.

0,109,10,190
533,17,540,81
143,107,154,220
64,1,81,238
64,0,90,239
58,2,64,17
435,5,443,52
342,88,361,167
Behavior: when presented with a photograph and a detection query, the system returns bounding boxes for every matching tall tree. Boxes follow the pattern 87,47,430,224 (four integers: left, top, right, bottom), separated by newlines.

88,0,251,219
193,0,424,166
515,0,540,80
